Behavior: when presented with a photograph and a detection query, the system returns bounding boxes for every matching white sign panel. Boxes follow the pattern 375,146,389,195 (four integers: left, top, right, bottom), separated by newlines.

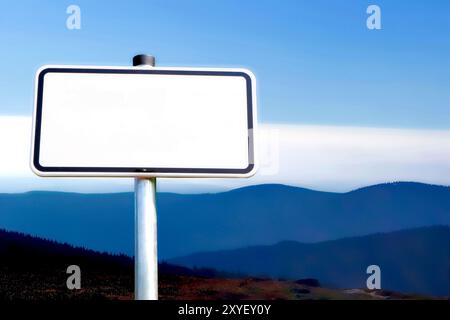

31,66,257,177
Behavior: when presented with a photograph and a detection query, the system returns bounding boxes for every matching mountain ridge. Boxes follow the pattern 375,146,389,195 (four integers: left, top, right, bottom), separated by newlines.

9,180,450,197
170,225,450,296
2,228,428,300
1,182,449,258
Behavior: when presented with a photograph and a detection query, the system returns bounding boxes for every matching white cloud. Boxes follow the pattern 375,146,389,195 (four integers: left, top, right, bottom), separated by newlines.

1,116,450,193
0,116,31,177
253,124,450,191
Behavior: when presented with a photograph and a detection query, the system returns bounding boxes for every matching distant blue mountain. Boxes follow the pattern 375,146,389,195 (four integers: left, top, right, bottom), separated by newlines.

0,182,449,258
170,226,450,297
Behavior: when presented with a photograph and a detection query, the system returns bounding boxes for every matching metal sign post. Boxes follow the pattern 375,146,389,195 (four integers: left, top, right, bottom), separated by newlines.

133,55,158,300
134,176,158,300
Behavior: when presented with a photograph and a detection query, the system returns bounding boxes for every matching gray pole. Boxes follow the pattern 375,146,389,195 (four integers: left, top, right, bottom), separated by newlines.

133,54,158,300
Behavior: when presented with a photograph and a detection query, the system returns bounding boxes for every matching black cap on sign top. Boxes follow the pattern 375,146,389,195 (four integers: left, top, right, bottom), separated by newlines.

132,54,156,67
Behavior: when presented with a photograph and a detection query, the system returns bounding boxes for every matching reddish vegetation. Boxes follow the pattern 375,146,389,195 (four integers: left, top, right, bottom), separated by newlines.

0,230,434,300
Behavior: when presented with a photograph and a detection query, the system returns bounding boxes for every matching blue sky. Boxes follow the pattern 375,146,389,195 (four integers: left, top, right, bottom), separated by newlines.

1,1,450,193
0,0,449,128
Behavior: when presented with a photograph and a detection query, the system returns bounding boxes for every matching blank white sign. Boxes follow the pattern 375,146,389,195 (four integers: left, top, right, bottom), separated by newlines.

31,66,256,177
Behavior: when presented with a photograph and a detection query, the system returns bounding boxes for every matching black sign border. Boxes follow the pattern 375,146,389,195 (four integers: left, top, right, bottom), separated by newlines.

33,67,254,175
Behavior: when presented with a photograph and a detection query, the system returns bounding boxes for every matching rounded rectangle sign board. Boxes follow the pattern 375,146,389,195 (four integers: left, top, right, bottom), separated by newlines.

31,66,257,178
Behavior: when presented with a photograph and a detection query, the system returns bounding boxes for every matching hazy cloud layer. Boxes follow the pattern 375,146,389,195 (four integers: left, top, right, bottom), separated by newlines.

1,116,450,193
